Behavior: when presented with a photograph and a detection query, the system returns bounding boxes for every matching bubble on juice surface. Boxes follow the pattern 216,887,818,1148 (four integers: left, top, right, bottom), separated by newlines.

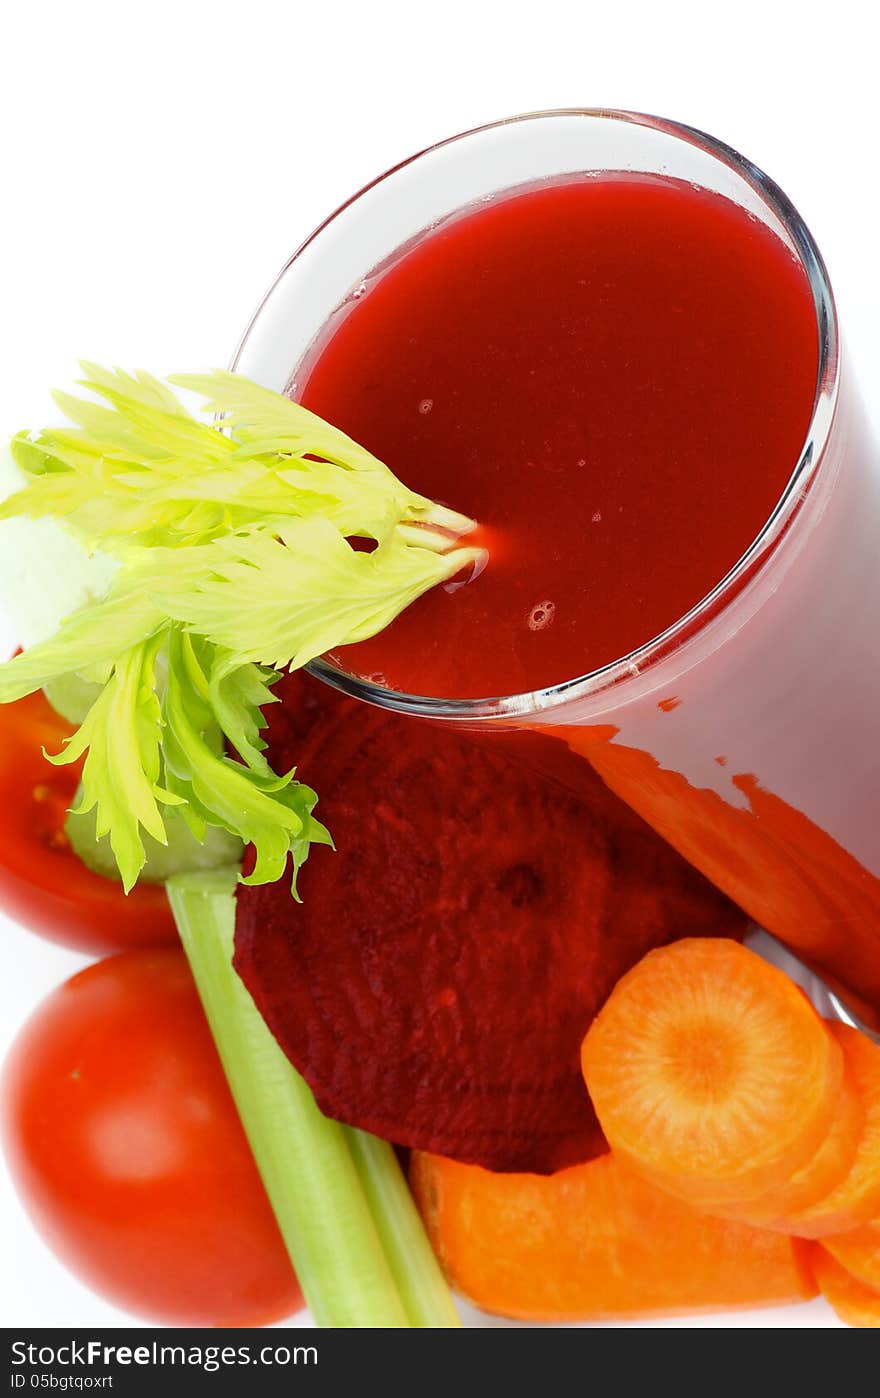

592,509,602,523
418,398,434,415
527,600,556,632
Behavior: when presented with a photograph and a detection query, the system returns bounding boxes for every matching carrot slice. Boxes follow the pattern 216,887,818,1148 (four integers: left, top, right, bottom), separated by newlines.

778,1024,880,1239
411,1151,817,1322
824,1222,880,1292
806,1244,880,1327
714,1057,864,1228
581,939,843,1205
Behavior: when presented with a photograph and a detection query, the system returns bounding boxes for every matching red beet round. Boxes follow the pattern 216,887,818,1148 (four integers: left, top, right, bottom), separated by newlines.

235,679,748,1173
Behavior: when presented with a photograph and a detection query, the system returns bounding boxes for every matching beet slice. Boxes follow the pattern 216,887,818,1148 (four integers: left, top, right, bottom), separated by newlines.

235,681,748,1173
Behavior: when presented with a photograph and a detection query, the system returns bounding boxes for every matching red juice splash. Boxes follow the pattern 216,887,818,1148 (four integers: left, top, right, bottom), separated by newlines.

296,174,818,698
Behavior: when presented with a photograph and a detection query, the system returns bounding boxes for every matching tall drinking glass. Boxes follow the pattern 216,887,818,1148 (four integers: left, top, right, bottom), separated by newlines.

233,111,880,1027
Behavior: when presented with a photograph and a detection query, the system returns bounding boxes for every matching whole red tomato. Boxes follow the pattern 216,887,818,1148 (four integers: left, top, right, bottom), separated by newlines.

0,687,177,952
2,948,303,1326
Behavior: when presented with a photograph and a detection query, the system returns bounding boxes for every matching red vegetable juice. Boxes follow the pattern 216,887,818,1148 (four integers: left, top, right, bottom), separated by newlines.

296,173,880,1025
301,176,817,699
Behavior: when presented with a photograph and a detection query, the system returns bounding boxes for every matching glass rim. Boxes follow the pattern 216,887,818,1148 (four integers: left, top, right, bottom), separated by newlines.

232,107,840,722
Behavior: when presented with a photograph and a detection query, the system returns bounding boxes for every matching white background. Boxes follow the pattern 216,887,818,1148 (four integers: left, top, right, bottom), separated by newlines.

2,0,874,1329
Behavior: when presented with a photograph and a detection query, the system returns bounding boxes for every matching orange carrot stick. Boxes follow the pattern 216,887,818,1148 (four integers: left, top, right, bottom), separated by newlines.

411,1151,816,1323
581,939,842,1205
804,1244,880,1328
777,1024,880,1239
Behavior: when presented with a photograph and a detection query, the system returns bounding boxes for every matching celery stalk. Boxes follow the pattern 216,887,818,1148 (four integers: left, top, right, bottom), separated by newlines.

168,869,409,1328
344,1128,461,1327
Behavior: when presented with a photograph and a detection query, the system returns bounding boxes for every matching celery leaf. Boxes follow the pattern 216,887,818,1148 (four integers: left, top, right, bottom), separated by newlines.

0,367,483,892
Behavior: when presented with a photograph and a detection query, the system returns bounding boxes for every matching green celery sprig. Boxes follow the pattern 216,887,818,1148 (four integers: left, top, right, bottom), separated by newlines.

0,367,482,892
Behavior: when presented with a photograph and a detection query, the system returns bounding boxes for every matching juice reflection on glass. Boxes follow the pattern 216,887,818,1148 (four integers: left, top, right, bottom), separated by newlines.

234,112,880,1027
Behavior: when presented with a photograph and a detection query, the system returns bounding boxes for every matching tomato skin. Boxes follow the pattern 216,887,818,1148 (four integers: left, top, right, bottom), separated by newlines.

0,688,177,953
1,949,303,1326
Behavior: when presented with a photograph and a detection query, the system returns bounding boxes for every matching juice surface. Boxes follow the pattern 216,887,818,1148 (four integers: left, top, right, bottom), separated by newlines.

297,174,818,699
